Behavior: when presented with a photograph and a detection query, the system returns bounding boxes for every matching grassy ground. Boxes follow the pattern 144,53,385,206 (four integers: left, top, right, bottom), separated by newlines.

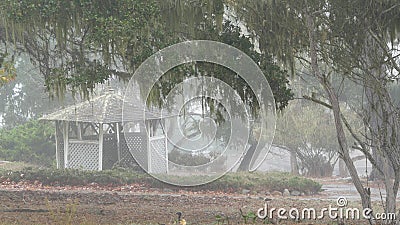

1,162,383,224
0,186,374,225
0,164,321,195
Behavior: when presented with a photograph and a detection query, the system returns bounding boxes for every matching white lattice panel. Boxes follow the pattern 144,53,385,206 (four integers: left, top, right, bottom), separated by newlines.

125,133,147,170
68,142,99,170
149,136,168,174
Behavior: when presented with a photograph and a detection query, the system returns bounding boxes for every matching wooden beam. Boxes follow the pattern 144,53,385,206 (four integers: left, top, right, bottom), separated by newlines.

98,123,104,171
146,121,151,173
165,133,168,174
77,121,82,140
116,123,121,163
55,121,60,169
63,121,69,169
82,123,90,136
90,123,99,135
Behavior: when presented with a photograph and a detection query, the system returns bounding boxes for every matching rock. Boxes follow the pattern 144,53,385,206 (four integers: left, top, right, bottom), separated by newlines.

265,191,271,196
264,197,273,202
271,191,282,196
242,189,251,195
283,189,290,197
291,190,301,196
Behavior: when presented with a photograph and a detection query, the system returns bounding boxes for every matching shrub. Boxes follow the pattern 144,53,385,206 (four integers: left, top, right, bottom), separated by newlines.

0,120,55,166
168,149,211,166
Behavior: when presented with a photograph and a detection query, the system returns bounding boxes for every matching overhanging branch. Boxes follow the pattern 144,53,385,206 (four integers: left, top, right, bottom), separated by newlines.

302,95,383,176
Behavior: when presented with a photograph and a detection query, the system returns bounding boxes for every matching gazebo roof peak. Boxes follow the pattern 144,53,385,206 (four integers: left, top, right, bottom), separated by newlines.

40,89,164,123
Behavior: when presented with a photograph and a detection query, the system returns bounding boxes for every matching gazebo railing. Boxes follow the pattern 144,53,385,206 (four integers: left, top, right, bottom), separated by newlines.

149,136,168,174
68,141,100,170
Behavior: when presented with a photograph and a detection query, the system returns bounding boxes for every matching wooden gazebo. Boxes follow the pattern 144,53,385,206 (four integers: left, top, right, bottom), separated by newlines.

40,90,168,173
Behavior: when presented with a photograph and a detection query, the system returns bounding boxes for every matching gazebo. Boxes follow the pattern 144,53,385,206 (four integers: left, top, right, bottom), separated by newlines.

40,89,168,173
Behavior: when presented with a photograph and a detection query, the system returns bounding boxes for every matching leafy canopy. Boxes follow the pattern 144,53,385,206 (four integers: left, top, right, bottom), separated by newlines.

0,0,293,112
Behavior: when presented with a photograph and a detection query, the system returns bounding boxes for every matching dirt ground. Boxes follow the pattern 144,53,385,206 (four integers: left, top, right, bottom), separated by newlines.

0,185,377,225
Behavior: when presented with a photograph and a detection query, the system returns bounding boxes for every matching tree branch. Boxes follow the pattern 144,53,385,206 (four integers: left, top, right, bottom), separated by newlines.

302,95,383,176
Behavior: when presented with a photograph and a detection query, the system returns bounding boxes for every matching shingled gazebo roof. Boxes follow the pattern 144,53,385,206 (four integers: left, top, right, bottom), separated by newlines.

40,90,166,123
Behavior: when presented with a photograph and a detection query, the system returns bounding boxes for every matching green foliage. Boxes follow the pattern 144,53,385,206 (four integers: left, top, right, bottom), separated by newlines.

0,0,293,113
168,149,211,166
47,198,79,225
275,100,339,177
239,207,257,224
0,59,16,86
1,167,142,186
215,214,229,224
0,120,55,166
0,0,164,99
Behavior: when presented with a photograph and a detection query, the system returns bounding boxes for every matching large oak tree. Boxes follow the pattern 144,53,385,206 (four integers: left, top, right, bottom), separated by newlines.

0,0,293,172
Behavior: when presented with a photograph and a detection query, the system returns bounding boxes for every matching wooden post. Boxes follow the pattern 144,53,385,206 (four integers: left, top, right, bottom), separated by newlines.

77,121,82,140
55,121,60,169
146,121,151,173
165,130,168,174
116,123,121,162
63,121,69,169
161,119,168,174
98,123,104,171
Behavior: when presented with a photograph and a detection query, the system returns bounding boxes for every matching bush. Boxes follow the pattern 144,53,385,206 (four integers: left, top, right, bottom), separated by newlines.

0,120,55,166
214,172,322,194
168,149,211,166
0,167,146,186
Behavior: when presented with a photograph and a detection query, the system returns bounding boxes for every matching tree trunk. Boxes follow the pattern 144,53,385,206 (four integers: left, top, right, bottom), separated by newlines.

339,158,348,178
383,156,396,219
237,138,256,172
362,32,399,221
290,149,299,175
306,13,372,210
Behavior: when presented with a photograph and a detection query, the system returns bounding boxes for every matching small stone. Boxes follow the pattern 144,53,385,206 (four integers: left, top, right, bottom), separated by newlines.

242,189,251,195
291,190,301,196
283,189,290,197
271,191,282,196
264,197,273,202
265,191,271,196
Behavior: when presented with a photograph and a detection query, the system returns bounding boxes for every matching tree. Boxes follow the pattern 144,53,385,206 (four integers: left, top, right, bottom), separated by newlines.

230,0,400,220
275,100,339,177
0,0,293,172
0,54,62,128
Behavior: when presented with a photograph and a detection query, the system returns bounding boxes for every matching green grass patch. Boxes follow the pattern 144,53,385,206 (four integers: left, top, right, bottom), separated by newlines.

0,167,321,194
